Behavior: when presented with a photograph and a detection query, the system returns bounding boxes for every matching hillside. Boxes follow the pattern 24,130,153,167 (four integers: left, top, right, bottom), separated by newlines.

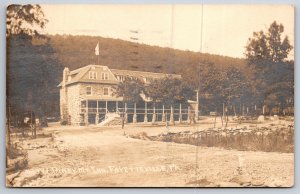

8,34,249,117
47,35,247,84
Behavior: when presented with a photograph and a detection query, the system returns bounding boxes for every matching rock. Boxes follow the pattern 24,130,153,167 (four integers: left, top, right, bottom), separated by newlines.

257,115,265,122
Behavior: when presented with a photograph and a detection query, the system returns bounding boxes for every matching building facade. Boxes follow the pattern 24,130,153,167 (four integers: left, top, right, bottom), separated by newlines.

58,64,188,125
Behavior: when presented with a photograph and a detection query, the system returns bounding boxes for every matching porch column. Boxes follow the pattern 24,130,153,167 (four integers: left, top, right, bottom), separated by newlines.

133,103,137,123
162,105,166,122
179,104,182,123
124,103,128,124
105,100,108,119
95,100,99,124
105,100,108,113
144,102,148,123
152,103,156,124
116,101,119,113
170,105,174,125
187,106,191,123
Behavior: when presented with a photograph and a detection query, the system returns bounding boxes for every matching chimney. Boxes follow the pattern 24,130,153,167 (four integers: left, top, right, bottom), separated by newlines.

62,67,70,86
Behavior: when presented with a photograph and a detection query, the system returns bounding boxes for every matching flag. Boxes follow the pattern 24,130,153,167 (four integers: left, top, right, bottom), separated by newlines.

95,42,99,56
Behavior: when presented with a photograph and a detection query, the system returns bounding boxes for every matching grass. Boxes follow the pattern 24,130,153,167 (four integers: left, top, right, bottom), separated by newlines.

6,145,28,174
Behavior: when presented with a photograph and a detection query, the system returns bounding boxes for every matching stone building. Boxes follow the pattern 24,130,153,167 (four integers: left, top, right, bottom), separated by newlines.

58,64,198,125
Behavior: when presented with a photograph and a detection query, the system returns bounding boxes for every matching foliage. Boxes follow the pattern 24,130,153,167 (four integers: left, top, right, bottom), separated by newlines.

7,36,63,117
114,77,145,103
199,65,252,113
6,5,63,117
245,21,293,64
245,21,294,111
145,77,195,106
6,4,48,38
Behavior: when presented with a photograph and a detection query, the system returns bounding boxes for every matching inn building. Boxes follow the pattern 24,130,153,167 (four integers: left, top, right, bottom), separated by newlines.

58,64,198,125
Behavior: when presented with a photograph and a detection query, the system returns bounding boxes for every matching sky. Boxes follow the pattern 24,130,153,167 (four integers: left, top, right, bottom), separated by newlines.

41,4,294,59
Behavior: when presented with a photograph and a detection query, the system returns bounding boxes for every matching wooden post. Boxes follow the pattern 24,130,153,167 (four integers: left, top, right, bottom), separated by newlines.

170,105,174,125
124,102,128,124
196,90,199,120
96,100,99,124
162,105,166,122
116,101,118,112
187,106,191,123
31,111,36,138
179,104,182,123
105,100,108,113
223,103,225,118
97,100,99,113
152,103,156,124
144,102,148,123
133,103,137,123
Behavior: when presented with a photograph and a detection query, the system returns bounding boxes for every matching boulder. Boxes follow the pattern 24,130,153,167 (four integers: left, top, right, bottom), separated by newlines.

257,115,265,122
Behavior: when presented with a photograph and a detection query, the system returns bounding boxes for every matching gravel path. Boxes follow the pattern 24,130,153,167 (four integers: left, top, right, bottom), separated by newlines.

8,123,294,187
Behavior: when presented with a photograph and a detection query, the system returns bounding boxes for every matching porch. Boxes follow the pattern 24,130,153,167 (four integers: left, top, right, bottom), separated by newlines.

80,100,198,125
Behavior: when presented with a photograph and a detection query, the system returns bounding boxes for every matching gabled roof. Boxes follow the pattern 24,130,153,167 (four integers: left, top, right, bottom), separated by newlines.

58,65,119,87
58,64,182,87
110,69,181,79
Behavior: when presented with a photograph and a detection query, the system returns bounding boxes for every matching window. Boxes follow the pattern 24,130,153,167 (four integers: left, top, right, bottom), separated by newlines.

101,72,109,80
86,86,92,95
103,87,109,95
89,71,97,79
118,75,124,81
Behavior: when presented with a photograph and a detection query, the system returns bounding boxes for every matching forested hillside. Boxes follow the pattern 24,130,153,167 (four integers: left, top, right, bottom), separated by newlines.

47,35,247,86
8,32,293,117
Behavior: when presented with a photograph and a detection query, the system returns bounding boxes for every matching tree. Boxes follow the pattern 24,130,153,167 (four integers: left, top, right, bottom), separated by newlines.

6,4,63,119
245,21,293,65
245,21,294,114
145,77,194,106
199,65,251,115
6,4,48,38
114,77,145,103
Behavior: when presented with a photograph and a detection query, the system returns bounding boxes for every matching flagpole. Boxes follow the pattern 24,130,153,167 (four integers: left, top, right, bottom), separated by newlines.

97,41,99,65
95,41,100,65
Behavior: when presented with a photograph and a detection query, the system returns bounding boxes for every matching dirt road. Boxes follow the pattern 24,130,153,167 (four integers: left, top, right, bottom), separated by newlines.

7,123,294,187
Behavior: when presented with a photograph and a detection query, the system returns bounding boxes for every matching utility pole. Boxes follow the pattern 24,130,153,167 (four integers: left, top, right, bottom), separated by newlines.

130,30,139,63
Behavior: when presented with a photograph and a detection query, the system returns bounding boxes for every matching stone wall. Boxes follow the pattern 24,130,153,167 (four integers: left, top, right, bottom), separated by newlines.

66,84,81,125
59,88,68,122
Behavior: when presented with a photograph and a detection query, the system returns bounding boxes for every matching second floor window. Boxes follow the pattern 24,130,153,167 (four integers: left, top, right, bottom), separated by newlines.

86,86,92,95
103,87,109,95
101,72,109,80
89,71,97,79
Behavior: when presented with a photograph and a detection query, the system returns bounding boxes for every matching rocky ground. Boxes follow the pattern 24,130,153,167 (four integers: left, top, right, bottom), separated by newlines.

6,117,294,187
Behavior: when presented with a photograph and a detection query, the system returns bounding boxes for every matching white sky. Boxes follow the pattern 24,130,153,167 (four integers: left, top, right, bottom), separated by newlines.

41,4,294,59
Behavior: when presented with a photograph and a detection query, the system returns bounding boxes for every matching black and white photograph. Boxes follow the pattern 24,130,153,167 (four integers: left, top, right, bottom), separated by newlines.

5,4,294,187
